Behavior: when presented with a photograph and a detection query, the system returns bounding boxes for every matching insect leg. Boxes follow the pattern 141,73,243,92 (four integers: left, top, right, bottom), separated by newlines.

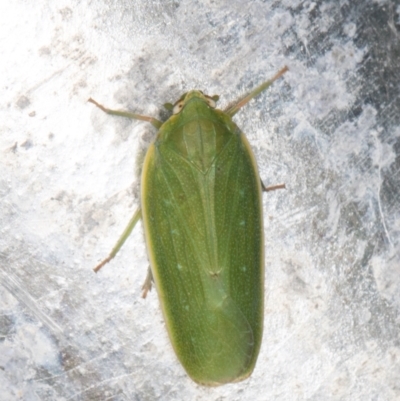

88,98,163,129
225,66,288,117
261,181,286,192
93,208,142,272
141,267,153,299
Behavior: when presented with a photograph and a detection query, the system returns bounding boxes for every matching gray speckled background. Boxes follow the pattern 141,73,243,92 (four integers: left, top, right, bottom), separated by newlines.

1,1,400,400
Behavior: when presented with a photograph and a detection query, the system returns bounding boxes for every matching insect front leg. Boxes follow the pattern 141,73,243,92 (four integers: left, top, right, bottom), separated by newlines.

88,98,163,129
225,66,288,117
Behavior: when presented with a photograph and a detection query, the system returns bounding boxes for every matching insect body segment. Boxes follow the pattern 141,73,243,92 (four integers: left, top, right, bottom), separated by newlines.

141,91,264,384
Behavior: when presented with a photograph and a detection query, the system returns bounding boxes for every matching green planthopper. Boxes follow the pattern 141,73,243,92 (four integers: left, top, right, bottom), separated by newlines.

90,66,288,386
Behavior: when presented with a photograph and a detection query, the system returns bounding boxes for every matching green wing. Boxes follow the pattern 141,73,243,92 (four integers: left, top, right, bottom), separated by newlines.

141,102,264,385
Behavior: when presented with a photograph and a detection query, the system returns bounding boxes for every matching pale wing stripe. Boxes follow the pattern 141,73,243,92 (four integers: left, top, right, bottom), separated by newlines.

218,140,243,272
157,157,209,304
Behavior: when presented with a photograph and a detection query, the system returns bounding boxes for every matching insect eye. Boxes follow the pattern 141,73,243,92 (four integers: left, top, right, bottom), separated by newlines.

173,101,184,114
206,97,216,108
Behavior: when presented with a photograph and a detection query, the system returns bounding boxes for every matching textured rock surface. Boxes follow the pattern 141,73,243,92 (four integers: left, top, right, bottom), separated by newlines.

1,1,399,400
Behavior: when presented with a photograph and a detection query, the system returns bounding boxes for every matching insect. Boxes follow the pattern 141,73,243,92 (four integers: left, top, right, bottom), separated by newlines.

89,66,287,386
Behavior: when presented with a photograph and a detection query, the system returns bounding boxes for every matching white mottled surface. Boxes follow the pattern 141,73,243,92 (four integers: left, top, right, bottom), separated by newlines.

1,1,400,400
